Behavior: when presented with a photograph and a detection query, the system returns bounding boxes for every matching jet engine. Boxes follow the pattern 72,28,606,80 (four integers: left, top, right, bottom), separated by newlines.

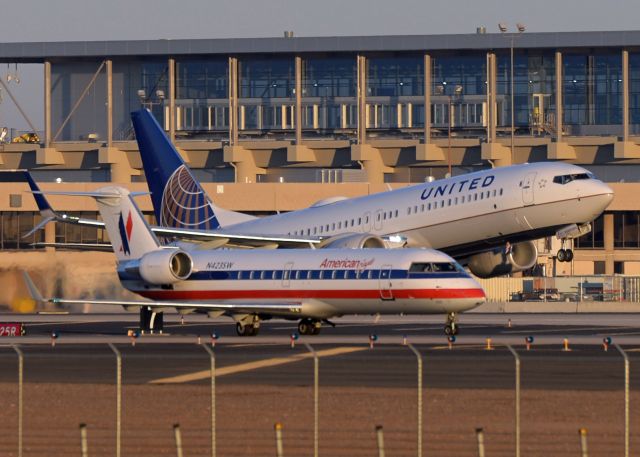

320,233,387,249
139,249,193,285
467,240,538,279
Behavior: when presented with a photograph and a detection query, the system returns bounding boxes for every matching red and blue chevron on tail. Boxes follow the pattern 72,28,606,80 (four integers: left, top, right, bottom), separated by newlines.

118,211,133,255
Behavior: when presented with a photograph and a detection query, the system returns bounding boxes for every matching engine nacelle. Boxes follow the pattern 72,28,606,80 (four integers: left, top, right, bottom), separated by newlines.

320,233,387,249
467,240,538,279
139,249,193,285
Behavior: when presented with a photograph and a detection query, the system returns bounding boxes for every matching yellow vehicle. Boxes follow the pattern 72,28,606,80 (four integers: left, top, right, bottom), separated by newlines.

12,132,40,143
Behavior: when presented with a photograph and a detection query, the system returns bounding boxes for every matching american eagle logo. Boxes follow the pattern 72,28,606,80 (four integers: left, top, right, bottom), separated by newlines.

118,211,133,255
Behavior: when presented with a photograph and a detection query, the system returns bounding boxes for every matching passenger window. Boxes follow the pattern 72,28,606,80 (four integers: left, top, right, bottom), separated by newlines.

421,204,425,212
500,188,504,196
394,210,398,217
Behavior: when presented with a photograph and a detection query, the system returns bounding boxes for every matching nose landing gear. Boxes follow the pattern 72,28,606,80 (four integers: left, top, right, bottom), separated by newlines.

444,312,459,335
557,240,574,263
298,318,322,335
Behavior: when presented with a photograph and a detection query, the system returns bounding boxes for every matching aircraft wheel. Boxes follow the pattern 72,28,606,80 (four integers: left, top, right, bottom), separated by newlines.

298,319,314,335
557,249,567,262
236,323,253,336
311,323,322,335
565,249,574,262
444,325,453,335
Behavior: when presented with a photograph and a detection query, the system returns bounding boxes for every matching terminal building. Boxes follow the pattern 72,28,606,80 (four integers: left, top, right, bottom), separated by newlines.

2,30,640,279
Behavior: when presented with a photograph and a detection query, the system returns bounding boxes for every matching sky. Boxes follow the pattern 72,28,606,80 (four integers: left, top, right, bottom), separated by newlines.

1,0,639,130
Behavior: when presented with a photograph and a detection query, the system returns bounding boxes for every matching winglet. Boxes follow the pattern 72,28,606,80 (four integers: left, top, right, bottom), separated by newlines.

22,271,45,304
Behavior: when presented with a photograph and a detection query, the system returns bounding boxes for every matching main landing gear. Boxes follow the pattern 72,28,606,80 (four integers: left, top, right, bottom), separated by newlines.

557,241,574,263
444,312,459,336
298,318,322,335
140,307,164,334
235,315,261,336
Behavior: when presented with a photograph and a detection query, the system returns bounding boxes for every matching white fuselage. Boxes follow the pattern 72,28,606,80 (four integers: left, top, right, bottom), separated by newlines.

223,162,613,254
119,248,486,319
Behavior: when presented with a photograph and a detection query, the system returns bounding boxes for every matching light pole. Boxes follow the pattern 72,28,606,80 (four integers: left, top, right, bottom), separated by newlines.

499,23,526,160
439,83,463,177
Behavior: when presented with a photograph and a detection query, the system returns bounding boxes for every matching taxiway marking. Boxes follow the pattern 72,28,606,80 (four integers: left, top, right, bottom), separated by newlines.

149,346,366,384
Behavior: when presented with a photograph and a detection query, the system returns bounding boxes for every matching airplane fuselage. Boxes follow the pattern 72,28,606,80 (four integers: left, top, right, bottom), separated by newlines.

119,248,486,319
225,162,613,256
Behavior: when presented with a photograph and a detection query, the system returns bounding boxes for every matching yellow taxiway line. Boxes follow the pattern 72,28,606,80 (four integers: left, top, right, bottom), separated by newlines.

150,346,366,384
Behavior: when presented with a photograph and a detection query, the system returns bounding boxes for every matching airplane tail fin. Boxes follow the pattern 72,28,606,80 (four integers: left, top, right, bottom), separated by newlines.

92,187,161,261
131,109,254,230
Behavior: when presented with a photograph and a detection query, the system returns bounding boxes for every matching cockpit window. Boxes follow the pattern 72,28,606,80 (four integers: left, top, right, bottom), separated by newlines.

409,262,465,274
552,173,594,185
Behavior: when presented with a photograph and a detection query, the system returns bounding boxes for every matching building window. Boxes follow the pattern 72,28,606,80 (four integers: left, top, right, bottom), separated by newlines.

594,261,606,275
614,211,640,248
575,214,605,249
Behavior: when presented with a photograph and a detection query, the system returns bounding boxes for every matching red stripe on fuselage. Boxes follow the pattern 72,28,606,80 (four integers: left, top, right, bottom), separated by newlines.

137,288,486,301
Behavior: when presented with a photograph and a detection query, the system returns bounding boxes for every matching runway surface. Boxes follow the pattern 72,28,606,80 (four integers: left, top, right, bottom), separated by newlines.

0,313,638,391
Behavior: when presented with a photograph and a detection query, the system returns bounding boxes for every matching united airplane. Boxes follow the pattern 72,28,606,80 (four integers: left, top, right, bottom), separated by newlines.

25,187,486,336
131,109,613,278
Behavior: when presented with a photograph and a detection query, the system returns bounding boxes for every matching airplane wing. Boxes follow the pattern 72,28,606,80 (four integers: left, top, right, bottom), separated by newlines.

21,184,322,248
23,272,302,316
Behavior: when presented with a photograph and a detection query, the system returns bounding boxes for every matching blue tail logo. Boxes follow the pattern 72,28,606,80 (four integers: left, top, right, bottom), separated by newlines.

161,165,220,229
118,211,133,256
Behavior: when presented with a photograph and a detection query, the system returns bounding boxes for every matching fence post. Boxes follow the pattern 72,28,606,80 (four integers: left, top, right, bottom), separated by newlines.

107,343,122,457
375,425,385,457
407,343,423,457
174,424,184,457
202,344,217,457
579,428,588,457
80,423,89,457
614,343,630,457
475,428,485,457
506,344,520,457
274,422,284,457
304,343,319,457
11,345,23,457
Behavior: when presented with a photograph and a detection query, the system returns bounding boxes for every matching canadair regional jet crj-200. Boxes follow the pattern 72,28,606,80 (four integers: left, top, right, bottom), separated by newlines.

129,109,613,278
24,186,486,336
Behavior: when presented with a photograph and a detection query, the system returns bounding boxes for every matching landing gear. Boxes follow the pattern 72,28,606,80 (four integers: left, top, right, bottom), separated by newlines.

139,307,163,334
236,322,259,336
444,312,459,336
557,241,574,263
235,314,261,336
298,318,321,335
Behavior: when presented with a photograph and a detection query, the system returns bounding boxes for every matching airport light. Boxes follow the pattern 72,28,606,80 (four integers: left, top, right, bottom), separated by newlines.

499,23,526,161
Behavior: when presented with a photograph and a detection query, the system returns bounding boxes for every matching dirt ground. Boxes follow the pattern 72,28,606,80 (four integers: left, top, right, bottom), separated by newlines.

0,383,636,457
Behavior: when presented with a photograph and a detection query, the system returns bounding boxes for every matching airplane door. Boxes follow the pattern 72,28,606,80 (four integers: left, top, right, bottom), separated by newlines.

522,172,537,206
282,262,293,288
378,265,394,300
374,210,383,231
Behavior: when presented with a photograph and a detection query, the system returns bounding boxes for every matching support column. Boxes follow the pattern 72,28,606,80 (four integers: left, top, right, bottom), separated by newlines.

168,58,176,143
230,57,239,146
548,50,576,159
357,55,367,145
604,213,614,275
481,52,511,165
39,60,64,164
106,60,113,147
416,53,444,161
44,218,55,254
614,49,640,157
44,61,51,148
288,55,314,162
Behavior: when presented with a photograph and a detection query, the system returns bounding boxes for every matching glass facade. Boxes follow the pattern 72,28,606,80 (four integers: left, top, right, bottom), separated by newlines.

45,47,631,141
0,212,44,249
239,56,295,133
302,56,357,134
575,213,605,249
112,60,169,140
563,53,622,132
175,58,228,136
366,56,423,131
431,55,486,131
497,52,556,133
